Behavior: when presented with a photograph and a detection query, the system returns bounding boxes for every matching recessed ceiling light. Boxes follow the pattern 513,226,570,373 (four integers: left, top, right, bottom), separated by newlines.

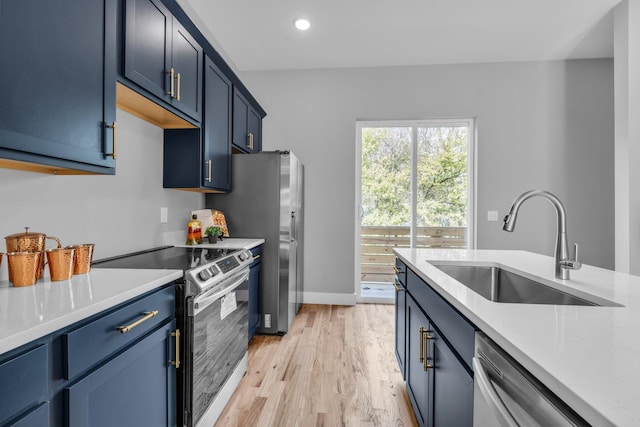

294,18,311,31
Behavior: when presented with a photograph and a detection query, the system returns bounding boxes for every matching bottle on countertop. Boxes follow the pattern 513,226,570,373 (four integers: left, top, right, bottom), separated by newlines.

185,214,203,245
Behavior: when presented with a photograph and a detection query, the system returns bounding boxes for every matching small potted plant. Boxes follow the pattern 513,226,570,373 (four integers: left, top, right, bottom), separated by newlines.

204,226,222,244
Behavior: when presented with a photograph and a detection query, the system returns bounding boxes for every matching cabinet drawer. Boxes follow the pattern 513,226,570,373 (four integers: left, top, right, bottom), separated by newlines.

63,285,175,380
0,344,48,424
395,258,407,287
407,268,475,369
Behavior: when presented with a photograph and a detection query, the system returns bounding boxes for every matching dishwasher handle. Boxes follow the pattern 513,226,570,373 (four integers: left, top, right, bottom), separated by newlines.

473,357,519,427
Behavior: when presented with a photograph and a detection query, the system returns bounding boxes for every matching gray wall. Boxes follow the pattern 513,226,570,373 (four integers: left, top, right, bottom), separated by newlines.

0,110,204,281
240,59,614,302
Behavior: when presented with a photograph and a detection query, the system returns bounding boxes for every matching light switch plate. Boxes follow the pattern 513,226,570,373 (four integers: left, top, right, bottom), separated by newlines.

487,211,499,221
160,207,168,223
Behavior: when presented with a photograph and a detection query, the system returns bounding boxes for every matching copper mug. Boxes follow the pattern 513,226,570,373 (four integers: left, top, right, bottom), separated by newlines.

6,251,41,287
46,247,76,281
66,244,95,275
5,227,62,280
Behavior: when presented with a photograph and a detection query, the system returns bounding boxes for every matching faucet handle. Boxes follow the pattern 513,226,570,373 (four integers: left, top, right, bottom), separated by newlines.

562,243,582,270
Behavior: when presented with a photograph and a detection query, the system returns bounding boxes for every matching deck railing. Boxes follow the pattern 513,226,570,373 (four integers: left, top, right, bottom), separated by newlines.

360,225,467,283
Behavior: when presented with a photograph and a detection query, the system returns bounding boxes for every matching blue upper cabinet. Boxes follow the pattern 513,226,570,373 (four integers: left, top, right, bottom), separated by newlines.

163,56,231,192
233,87,262,154
124,0,203,123
0,0,117,174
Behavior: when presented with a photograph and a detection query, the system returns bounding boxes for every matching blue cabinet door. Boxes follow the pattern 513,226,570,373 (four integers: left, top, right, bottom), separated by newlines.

0,0,116,173
123,0,172,104
124,0,202,122
202,56,231,191
163,57,230,191
406,295,433,427
232,88,261,153
171,20,203,121
66,320,177,427
431,326,473,427
394,278,407,379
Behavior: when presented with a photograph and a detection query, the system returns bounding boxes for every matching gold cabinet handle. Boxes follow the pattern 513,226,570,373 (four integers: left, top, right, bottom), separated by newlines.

393,266,400,274
105,122,117,159
422,329,433,371
392,279,403,292
206,159,212,182
168,68,175,97
117,310,158,333
247,132,254,150
419,326,425,363
176,72,181,101
171,329,180,368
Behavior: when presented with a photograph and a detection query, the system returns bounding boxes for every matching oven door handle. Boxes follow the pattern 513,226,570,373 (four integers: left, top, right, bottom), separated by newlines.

193,269,250,314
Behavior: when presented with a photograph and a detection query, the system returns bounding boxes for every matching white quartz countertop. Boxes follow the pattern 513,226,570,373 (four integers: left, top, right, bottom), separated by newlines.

0,268,183,355
173,238,264,250
394,249,640,426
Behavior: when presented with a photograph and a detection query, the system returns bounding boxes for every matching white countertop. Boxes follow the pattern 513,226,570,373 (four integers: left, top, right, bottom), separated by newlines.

394,249,640,427
0,268,182,355
173,238,264,250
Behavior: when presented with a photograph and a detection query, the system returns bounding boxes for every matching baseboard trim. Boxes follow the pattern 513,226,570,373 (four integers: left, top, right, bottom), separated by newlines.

302,291,357,306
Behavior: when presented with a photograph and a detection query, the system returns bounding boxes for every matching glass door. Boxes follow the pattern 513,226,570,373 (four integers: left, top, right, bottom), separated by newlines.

356,120,474,303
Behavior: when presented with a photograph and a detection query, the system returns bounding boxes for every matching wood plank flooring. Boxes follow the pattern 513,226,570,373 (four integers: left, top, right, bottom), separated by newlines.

214,304,418,427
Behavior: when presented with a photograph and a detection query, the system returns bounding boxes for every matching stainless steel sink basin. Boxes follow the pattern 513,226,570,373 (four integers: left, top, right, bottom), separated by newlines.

430,264,619,306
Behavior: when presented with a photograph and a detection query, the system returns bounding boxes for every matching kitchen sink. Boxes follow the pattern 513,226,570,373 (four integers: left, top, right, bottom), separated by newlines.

430,263,620,307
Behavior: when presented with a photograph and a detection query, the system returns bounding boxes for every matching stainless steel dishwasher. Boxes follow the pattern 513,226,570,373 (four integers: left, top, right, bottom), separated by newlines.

473,332,590,426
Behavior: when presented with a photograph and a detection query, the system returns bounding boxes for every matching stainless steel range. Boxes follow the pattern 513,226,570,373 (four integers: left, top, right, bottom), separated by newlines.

93,246,255,427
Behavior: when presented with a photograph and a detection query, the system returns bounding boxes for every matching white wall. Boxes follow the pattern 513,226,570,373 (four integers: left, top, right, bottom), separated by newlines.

240,59,614,302
0,110,204,281
614,0,640,275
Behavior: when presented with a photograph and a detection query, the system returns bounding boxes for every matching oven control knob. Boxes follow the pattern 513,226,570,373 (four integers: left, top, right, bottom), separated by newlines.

239,251,249,261
210,267,219,276
198,269,212,281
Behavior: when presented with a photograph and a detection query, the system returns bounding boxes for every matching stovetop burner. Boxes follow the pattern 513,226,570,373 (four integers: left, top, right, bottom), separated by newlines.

92,246,234,271
93,246,254,296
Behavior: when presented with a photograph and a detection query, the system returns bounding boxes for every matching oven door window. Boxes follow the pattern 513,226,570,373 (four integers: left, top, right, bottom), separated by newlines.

191,280,248,424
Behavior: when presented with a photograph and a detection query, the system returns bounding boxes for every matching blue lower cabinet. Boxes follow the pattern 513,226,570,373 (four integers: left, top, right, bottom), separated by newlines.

0,344,48,425
66,320,177,427
248,260,261,340
406,295,432,427
248,245,263,340
431,326,473,427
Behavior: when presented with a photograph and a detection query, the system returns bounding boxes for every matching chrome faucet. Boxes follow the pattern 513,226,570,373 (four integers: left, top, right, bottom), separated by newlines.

502,190,581,280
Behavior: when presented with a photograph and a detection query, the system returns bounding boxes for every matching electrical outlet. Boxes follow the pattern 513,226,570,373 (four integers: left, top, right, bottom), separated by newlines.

487,210,499,221
160,207,168,223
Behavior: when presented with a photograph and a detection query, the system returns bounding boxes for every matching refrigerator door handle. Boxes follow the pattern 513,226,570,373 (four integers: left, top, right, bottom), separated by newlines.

291,211,296,242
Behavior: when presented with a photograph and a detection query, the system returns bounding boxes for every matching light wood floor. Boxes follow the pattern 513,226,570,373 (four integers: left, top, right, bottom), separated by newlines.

214,304,418,427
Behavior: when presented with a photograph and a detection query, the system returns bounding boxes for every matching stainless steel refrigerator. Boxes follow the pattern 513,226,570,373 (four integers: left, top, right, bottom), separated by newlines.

206,151,303,335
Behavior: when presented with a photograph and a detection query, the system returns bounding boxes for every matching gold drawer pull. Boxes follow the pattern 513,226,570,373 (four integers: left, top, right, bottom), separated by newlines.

419,326,425,362
206,159,212,182
171,329,180,368
422,329,433,371
105,122,117,159
176,72,181,101
392,280,403,292
168,68,175,97
117,310,158,333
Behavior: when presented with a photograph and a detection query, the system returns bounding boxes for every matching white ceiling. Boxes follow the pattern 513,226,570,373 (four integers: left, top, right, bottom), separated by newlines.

178,0,621,71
